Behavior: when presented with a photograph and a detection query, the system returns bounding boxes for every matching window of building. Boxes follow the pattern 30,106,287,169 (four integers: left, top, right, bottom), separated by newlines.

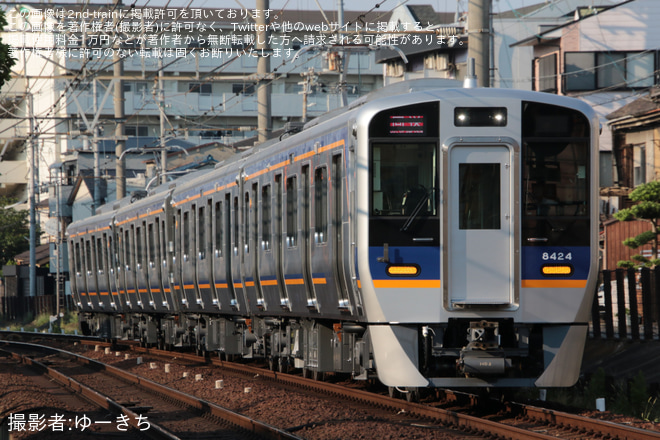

564,51,656,92
232,83,255,95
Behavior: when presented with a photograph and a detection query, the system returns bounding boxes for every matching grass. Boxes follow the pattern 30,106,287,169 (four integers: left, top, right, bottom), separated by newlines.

0,310,80,334
523,368,660,421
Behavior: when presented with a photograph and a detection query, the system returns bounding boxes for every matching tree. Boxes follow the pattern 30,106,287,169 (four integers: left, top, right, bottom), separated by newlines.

614,180,660,268
0,197,30,268
0,10,16,89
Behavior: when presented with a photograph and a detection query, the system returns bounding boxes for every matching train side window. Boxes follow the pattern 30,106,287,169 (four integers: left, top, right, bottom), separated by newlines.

183,210,190,260
286,176,297,247
97,236,105,274
132,225,139,272
262,184,271,251
85,239,93,276
314,166,328,243
233,197,239,256
244,191,251,255
214,201,222,256
74,241,82,275
206,199,212,259
102,234,109,275
198,205,206,260
124,229,131,271
136,226,144,269
160,219,166,268
148,222,155,266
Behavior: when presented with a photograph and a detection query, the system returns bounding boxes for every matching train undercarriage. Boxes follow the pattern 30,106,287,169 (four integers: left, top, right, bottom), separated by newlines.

80,312,557,388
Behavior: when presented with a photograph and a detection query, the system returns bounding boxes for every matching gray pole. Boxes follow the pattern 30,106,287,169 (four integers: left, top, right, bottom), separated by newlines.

114,0,126,199
93,79,101,212
256,0,271,144
28,93,36,297
467,0,490,87
159,58,167,184
338,0,348,106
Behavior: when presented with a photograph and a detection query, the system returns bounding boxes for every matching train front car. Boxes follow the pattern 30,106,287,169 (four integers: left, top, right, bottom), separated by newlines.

356,87,599,389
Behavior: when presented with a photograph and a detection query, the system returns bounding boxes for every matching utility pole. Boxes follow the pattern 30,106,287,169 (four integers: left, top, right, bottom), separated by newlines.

299,68,317,123
114,0,126,200
256,0,272,144
337,0,349,106
158,58,167,184
93,78,101,212
28,92,37,298
467,0,490,87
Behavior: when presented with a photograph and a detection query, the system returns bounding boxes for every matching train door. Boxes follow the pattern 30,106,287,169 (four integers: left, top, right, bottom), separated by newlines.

135,222,153,308
302,164,318,310
72,237,91,310
241,183,263,310
447,145,513,306
127,225,140,308
181,204,202,309
84,237,100,308
257,182,281,311
172,209,185,309
332,154,352,311
97,234,112,308
107,231,122,310
159,217,173,310
230,192,248,312
196,200,215,308
274,175,291,309
147,218,165,309
282,174,306,312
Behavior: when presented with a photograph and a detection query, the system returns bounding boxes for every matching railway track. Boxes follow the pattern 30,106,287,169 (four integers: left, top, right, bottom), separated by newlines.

0,340,300,440
2,332,660,439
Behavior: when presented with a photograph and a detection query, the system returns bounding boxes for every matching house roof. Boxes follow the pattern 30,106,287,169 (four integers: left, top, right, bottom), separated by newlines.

14,244,50,267
510,0,634,47
606,88,660,130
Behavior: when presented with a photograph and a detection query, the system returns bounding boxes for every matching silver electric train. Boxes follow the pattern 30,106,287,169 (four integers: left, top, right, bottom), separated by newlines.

67,79,599,390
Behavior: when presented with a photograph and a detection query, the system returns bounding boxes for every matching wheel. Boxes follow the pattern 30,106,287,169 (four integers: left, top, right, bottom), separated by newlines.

388,387,398,398
278,357,288,373
405,387,419,403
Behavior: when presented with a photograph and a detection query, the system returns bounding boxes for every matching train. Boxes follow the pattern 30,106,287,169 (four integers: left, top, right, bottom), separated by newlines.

67,79,599,392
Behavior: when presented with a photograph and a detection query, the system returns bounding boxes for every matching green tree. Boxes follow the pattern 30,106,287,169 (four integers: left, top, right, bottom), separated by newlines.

614,180,660,268
0,10,16,89
0,197,30,268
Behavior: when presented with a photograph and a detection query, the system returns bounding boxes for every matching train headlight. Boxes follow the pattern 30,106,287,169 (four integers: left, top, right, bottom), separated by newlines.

541,264,573,276
386,264,420,277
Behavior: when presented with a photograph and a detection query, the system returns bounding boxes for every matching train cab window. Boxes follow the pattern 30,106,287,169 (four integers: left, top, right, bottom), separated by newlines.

370,143,437,217
314,167,328,243
262,185,271,251
522,101,590,246
286,176,297,247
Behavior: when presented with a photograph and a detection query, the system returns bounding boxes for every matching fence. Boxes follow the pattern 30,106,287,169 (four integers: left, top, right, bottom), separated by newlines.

592,268,660,340
0,295,74,322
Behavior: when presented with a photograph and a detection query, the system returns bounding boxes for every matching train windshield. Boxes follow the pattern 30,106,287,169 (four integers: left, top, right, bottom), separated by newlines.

521,101,590,246
370,142,437,217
